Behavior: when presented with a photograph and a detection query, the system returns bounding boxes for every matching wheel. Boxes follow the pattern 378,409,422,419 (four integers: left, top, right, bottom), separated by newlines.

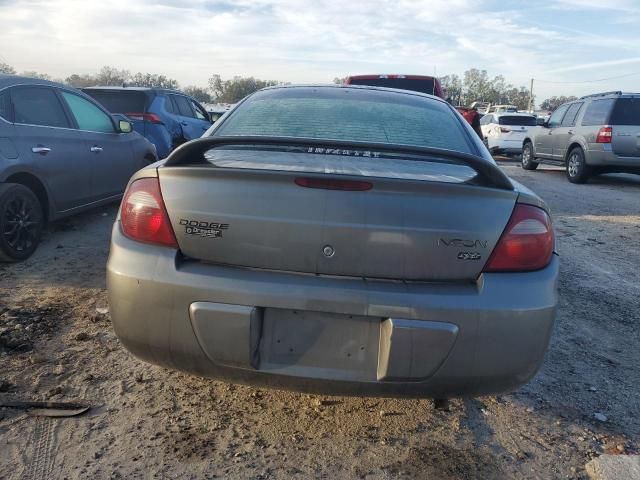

0,183,44,262
566,147,591,184
521,142,538,170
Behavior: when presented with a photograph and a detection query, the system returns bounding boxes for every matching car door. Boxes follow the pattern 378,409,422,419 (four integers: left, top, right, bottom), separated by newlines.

535,104,569,159
171,94,210,140
59,90,138,201
189,99,212,134
9,85,93,212
552,102,583,160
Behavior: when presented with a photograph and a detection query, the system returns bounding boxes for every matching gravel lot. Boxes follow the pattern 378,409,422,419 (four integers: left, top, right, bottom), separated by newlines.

1,162,639,479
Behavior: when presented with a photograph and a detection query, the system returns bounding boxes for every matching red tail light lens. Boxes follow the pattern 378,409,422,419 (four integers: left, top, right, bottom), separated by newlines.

120,178,178,248
483,204,554,272
126,112,162,124
499,127,511,133
596,126,612,143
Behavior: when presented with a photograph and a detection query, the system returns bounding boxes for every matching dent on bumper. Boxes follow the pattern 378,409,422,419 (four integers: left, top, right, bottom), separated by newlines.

107,226,559,398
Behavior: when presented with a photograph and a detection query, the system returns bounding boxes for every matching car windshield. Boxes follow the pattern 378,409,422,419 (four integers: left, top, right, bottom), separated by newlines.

498,115,536,126
213,87,474,154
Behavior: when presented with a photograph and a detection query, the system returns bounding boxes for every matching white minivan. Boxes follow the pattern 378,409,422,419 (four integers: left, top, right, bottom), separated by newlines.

480,112,538,155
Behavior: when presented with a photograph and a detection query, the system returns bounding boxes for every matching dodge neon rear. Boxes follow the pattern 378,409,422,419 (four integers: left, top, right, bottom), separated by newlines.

107,85,558,398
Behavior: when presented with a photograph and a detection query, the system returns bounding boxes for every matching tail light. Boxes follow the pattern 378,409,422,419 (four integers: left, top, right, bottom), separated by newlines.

499,127,511,133
596,126,612,143
295,177,372,191
120,178,178,248
126,112,162,124
483,204,554,272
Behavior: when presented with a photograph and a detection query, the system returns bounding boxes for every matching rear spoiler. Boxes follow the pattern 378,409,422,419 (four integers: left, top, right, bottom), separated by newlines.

163,136,514,190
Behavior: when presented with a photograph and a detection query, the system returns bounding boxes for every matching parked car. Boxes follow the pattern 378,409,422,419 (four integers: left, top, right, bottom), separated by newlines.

469,101,490,114
0,75,157,261
107,84,558,398
481,112,537,155
522,91,640,183
83,87,212,159
487,104,518,114
344,74,445,98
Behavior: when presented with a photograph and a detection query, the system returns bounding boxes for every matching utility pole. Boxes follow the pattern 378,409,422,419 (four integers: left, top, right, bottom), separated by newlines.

528,78,534,112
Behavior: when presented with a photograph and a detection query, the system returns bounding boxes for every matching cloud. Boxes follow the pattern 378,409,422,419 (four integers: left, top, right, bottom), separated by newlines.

1,0,639,102
548,57,640,74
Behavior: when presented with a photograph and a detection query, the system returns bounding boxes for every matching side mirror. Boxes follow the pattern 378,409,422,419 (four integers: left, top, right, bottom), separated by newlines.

536,117,546,126
119,119,133,133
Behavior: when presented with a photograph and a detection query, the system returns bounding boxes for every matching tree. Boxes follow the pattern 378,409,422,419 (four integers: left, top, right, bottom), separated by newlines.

0,62,16,75
540,96,578,111
463,69,492,104
128,72,179,89
65,73,101,88
439,74,463,105
208,74,279,103
183,85,212,103
95,66,130,86
20,71,52,80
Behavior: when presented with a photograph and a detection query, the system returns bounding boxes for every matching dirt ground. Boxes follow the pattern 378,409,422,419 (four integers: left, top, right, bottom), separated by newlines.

1,162,639,479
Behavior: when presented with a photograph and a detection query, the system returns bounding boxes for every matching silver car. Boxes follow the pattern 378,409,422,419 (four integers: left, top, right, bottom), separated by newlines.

522,91,640,183
107,85,558,398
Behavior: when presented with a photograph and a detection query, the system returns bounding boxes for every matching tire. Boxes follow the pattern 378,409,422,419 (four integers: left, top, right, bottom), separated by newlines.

521,142,538,170
566,147,591,184
0,183,44,262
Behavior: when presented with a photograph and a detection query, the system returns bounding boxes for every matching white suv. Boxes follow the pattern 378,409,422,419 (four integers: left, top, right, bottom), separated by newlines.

481,112,537,155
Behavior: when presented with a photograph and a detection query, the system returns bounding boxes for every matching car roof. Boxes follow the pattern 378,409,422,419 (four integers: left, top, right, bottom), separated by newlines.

347,74,437,80
259,83,447,102
0,74,68,89
82,86,183,95
579,91,640,100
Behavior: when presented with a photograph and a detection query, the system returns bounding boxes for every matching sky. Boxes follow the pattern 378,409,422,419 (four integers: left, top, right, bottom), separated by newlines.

2,0,640,105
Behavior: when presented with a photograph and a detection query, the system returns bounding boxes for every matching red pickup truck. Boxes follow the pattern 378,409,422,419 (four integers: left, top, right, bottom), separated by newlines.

344,74,445,98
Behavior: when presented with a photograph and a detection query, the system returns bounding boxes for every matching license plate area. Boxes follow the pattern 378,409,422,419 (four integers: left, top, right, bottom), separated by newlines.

259,308,381,381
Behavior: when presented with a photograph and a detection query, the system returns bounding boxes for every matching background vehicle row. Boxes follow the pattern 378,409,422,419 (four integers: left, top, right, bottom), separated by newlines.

0,75,157,261
522,91,640,183
83,87,214,158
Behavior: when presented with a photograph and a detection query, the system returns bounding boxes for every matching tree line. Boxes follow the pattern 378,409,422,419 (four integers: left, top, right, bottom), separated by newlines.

439,69,534,110
0,62,280,104
1,61,570,109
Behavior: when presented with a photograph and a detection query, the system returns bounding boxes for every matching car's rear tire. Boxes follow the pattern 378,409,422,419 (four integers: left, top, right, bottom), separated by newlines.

521,142,538,170
566,147,590,184
0,183,44,262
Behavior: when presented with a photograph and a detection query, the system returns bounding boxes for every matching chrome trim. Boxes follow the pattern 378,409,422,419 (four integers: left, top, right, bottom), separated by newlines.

31,146,51,154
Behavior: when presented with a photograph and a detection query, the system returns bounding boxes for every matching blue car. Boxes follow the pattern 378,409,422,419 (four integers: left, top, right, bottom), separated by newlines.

83,87,213,158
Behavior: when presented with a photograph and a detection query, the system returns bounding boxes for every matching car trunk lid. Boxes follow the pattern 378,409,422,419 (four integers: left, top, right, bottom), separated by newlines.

158,143,517,281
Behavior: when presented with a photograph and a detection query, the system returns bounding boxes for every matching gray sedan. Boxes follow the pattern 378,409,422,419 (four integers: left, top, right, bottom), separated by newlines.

0,75,157,261
107,85,558,398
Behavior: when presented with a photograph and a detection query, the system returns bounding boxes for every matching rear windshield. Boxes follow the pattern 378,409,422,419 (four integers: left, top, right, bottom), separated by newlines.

82,90,149,113
610,98,640,126
498,116,536,126
347,77,436,95
214,87,473,154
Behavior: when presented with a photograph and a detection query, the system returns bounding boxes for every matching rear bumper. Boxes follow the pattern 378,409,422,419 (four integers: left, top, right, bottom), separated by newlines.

487,137,524,154
107,226,559,398
586,146,640,168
